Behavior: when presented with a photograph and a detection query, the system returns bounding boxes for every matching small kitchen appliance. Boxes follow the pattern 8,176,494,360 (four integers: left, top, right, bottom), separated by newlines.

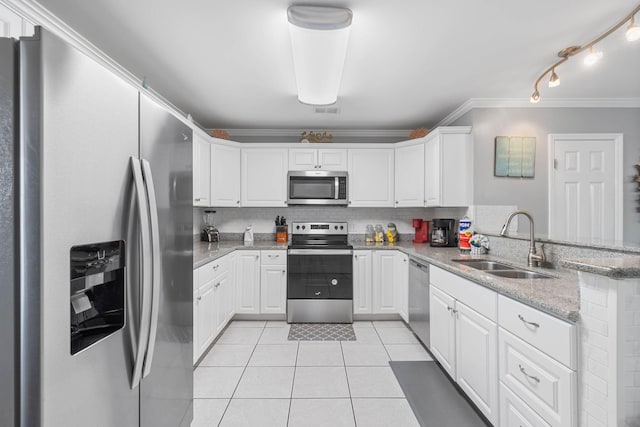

430,218,457,247
412,219,429,243
287,170,348,206
201,210,220,242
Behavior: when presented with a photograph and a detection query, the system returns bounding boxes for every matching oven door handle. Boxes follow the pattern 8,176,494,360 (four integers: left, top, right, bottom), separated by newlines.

288,249,353,256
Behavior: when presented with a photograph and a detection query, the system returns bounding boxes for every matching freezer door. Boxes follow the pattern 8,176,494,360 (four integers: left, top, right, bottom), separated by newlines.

0,37,17,427
139,94,193,427
21,29,140,426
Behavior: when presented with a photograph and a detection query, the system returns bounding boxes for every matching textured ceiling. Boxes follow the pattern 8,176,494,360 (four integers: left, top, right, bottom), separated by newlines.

36,0,640,129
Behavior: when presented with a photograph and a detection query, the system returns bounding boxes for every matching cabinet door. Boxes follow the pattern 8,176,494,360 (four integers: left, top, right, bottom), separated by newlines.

211,143,240,207
440,132,472,207
372,251,398,313
395,143,425,207
353,250,373,314
429,285,456,378
348,149,394,207
289,148,317,170
260,265,287,314
455,301,498,425
193,134,211,206
395,252,409,322
235,251,261,313
213,271,232,335
241,149,288,207
424,136,441,206
318,148,347,170
197,281,215,356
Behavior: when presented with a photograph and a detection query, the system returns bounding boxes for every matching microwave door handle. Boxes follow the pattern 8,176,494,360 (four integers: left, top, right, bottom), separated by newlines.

335,176,339,199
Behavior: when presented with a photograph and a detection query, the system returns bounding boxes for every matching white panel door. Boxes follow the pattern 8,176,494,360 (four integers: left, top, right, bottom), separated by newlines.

348,149,394,207
241,148,288,207
455,301,498,425
549,134,622,241
211,143,240,207
395,143,425,207
318,148,347,170
260,265,287,314
429,285,456,378
193,134,211,206
235,251,261,314
197,281,215,356
193,288,199,364
373,251,398,313
424,136,441,206
353,250,373,314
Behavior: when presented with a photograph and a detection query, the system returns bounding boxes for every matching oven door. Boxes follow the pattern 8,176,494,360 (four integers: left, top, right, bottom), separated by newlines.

287,249,353,299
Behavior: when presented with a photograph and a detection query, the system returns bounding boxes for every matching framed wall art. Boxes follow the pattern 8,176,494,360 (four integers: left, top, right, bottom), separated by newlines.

494,136,536,178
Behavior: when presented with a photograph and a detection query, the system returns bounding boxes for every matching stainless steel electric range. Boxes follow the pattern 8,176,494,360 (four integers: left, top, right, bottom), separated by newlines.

287,222,353,323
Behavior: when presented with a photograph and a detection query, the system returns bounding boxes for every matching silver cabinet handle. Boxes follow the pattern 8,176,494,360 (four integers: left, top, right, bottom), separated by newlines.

255,255,259,260
268,254,279,258
395,201,399,204
237,200,240,204
354,255,358,259
213,264,219,270
518,364,540,383
194,198,201,202
215,282,221,288
518,314,540,328
282,270,286,274
197,296,202,301
315,291,321,296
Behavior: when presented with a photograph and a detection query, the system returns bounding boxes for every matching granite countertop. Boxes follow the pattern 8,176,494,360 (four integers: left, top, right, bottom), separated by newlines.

194,239,580,322
559,257,640,279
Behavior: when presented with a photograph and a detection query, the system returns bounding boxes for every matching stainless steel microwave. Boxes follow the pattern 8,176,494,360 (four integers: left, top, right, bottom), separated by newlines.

287,170,348,206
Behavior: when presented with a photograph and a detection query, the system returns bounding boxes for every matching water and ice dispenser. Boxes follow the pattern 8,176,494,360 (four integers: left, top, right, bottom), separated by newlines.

70,241,125,355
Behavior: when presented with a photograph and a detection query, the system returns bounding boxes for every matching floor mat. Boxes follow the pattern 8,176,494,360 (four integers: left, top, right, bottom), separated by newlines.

390,361,490,427
287,323,356,341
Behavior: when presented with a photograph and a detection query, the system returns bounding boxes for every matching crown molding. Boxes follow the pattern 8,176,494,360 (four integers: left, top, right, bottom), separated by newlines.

436,97,640,127
222,128,412,138
0,0,215,138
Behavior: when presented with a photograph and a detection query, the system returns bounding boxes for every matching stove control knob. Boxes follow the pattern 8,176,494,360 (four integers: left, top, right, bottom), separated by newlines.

296,225,300,230
331,278,338,286
334,225,338,230
340,225,344,230
302,225,306,230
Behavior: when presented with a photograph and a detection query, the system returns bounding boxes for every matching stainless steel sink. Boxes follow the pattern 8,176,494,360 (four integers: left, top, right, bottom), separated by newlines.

451,259,516,271
488,270,554,279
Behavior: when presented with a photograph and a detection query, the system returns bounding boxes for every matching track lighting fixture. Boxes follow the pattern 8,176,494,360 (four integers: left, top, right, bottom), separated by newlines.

530,4,640,103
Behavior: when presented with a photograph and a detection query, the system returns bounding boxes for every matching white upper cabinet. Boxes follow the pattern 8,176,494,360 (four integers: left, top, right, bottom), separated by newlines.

192,133,211,207
289,148,347,171
241,148,288,207
347,148,394,207
210,142,240,207
424,127,472,207
0,4,34,38
394,142,425,207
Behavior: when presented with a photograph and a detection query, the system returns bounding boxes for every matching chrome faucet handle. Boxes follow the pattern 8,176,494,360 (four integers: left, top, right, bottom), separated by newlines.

529,243,546,267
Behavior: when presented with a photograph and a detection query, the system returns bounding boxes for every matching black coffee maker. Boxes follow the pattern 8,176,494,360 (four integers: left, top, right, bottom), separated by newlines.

430,219,457,247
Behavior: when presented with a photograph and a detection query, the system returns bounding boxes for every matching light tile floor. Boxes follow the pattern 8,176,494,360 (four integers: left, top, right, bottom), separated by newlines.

193,320,432,426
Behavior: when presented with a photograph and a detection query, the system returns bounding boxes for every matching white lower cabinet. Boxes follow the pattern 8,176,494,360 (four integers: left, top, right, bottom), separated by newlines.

194,254,234,363
396,252,409,322
234,251,261,314
429,266,499,425
353,250,373,314
260,250,287,314
500,383,551,427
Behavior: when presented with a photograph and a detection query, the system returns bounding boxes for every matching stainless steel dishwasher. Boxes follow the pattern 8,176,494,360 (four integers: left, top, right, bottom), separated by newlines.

408,259,430,348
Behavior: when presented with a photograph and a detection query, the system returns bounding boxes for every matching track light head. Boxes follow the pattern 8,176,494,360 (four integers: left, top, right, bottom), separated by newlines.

530,89,540,103
548,69,560,87
627,16,640,41
584,46,603,66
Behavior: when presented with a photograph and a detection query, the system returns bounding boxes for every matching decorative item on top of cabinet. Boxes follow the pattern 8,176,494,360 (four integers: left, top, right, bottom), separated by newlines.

210,129,229,139
300,130,333,143
408,127,428,139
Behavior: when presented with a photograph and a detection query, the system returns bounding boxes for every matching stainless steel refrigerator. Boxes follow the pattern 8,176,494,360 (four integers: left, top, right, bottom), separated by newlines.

0,27,193,427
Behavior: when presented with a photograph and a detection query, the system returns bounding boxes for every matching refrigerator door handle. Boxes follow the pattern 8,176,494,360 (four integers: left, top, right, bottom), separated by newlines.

141,159,161,378
130,157,153,389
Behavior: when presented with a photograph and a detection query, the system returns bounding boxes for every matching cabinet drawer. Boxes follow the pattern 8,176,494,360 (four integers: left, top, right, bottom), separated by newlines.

498,295,576,369
499,329,576,427
500,382,551,427
199,256,230,284
261,250,286,266
430,266,497,321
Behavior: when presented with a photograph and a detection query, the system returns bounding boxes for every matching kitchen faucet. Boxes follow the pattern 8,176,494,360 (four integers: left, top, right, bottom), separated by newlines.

499,210,545,268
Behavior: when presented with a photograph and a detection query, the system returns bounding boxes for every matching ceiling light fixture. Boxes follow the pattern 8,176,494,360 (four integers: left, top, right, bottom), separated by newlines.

287,5,353,105
529,3,640,103
627,16,640,41
548,68,560,87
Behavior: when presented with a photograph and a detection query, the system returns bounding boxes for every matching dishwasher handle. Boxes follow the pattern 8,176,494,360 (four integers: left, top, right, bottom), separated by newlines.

410,259,428,269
